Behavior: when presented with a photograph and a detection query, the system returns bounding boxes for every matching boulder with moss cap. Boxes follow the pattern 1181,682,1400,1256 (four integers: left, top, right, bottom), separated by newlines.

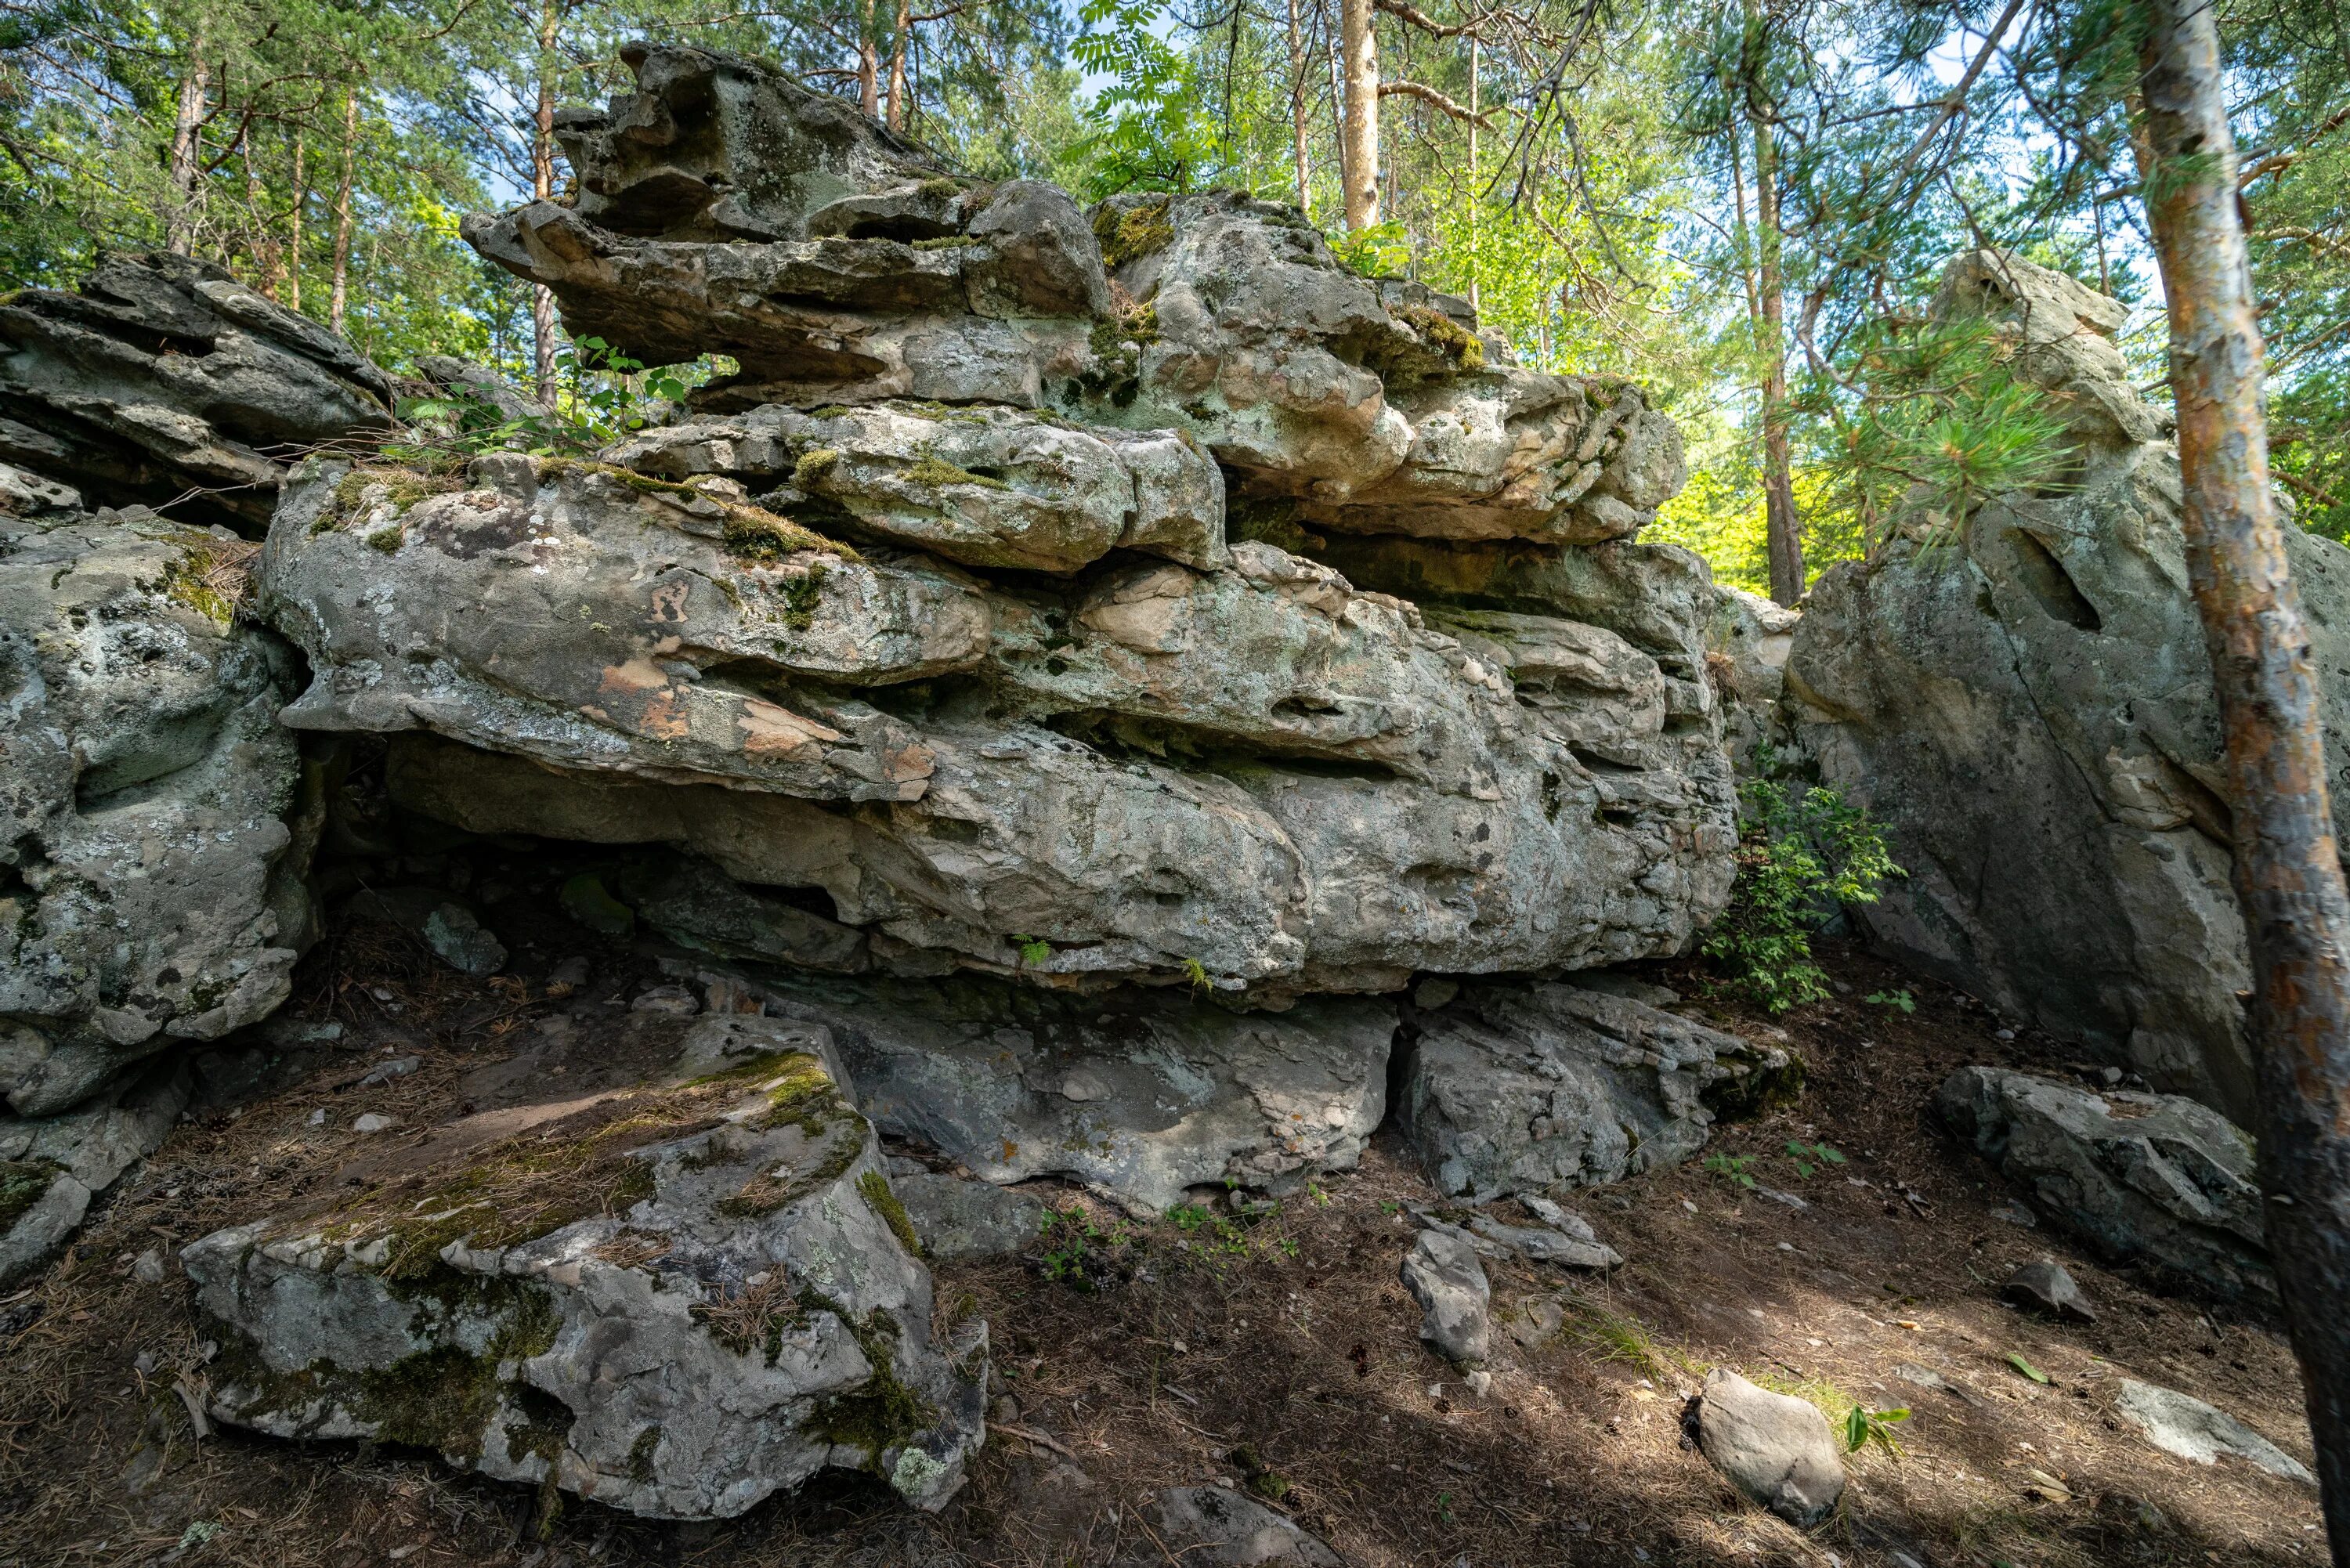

182,1014,987,1519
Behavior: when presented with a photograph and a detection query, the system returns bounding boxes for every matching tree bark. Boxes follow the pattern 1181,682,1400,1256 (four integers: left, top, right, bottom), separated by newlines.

2141,0,2350,1554
287,132,304,313
859,0,881,120
885,0,909,132
532,0,562,409
1285,0,1313,218
1339,0,1379,229
1747,36,1802,605
166,38,210,256
329,88,358,338
1466,35,1478,311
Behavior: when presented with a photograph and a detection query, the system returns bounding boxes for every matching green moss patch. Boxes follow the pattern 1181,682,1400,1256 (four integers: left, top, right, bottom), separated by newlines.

160,536,258,628
901,453,1009,491
320,465,463,534
1093,196,1175,269
1400,304,1484,374
859,1171,923,1258
0,1159,61,1233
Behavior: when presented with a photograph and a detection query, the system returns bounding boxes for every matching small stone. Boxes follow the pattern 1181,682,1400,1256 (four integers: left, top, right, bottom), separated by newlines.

1893,1363,1951,1396
631,985,700,1016
1413,977,1461,1010
2101,1066,2124,1086
1693,1367,1846,1527
989,1394,1021,1425
1990,1200,2037,1228
307,1108,327,1127
1465,1369,1492,1398
2003,1259,2096,1323
1994,1028,2016,1042
1401,1228,1491,1367
548,955,592,989
351,1113,396,1133
132,1248,164,1284
2115,1380,2314,1483
1508,1298,1565,1349
421,902,506,977
1149,1486,1342,1566
358,1056,420,1087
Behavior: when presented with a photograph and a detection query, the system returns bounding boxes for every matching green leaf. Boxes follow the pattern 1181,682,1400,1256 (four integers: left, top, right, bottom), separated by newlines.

2006,1353,2052,1385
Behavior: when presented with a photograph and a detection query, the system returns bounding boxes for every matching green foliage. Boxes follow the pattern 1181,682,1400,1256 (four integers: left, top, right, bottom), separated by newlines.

1035,1204,1138,1291
1867,988,1915,1013
1703,1152,1758,1190
1068,0,1227,197
1704,757,1902,1012
1010,934,1053,966
1844,1403,1911,1456
2006,1352,2052,1386
1783,1140,1846,1179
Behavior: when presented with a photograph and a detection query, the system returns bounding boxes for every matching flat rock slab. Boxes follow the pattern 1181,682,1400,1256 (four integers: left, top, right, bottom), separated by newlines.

2115,1379,2315,1483
754,974,1395,1216
1936,1065,2272,1302
1397,980,1795,1196
894,1172,1047,1261
183,1016,985,1519
0,1060,190,1288
1137,1486,1343,1566
1694,1367,1846,1527
1400,1227,1490,1367
2003,1259,2095,1324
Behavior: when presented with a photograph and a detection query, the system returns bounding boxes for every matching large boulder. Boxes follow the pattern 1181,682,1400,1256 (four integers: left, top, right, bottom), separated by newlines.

1783,251,2350,1122
1935,1065,2272,1302
2,478,319,1116
1395,980,1795,1198
0,253,394,530
183,1015,987,1519
257,453,1733,994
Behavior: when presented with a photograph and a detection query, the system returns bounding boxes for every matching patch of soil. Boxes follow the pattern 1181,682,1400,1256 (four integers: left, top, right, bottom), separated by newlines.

0,918,2326,1568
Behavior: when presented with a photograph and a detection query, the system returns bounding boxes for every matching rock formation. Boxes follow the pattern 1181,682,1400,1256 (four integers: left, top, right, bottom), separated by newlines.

1783,251,2350,1122
0,253,394,530
2,471,320,1118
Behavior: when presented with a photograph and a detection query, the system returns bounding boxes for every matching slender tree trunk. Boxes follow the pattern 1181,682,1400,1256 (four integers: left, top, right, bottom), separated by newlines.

532,0,562,409
1339,0,1379,229
244,134,282,300
2142,1,2350,1552
885,0,909,132
1285,0,1313,218
1466,36,1479,311
859,0,880,120
166,38,210,255
287,133,304,313
329,88,358,338
1751,99,1802,604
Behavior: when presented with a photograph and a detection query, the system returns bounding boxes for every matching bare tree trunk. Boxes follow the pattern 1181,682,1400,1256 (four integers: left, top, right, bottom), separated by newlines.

329,88,358,338
287,133,304,313
1466,36,1478,311
166,38,210,255
859,0,880,120
2141,1,2350,1552
532,0,561,409
244,134,282,300
885,0,909,132
1339,0,1379,229
1285,0,1312,218
1750,90,1802,604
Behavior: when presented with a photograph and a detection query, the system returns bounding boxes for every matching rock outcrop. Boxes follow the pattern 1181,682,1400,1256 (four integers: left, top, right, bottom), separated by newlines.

0,1057,190,1286
1396,980,1796,1198
184,1017,987,1519
2,474,320,1117
0,253,394,529
1784,251,2350,1122
1936,1065,2272,1302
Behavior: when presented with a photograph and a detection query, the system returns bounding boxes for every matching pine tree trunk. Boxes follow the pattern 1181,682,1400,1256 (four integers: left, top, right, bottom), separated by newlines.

166,38,210,255
1285,0,1312,218
859,0,880,120
885,0,909,132
287,133,305,313
329,89,358,338
1339,0,1379,229
244,135,282,301
532,0,561,409
2141,1,2350,1552
1751,99,1803,605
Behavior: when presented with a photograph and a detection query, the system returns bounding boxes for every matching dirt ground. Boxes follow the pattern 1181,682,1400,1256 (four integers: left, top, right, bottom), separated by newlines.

0,895,2328,1568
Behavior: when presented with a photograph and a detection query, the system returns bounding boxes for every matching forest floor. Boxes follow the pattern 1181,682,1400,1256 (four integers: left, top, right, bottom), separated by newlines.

0,902,2328,1568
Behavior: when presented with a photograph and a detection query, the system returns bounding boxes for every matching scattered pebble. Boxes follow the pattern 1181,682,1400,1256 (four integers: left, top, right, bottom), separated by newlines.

352,1113,396,1134
306,1108,327,1127
358,1056,420,1087
631,985,700,1016
131,1249,164,1284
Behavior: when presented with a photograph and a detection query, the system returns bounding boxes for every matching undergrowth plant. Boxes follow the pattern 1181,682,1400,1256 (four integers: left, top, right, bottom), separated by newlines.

1705,748,1903,1012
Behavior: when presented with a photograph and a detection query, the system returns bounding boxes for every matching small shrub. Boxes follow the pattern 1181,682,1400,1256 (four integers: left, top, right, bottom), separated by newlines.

1845,1404,1911,1456
1784,1140,1846,1179
1704,1152,1759,1190
1867,988,1917,1013
1704,754,1902,1012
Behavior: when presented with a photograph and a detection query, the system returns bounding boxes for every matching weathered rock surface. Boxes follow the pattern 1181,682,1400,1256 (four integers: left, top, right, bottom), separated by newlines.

608,399,1227,573
183,1017,987,1519
1396,981,1795,1197
1936,1066,2272,1302
1784,250,2350,1123
1137,1487,1343,1566
1708,585,1799,771
891,1172,1046,1261
467,47,1684,547
2003,1259,2096,1323
1400,1227,1491,1365
0,1058,190,1287
2,490,319,1116
1694,1367,1846,1526
2114,1378,2315,1483
0,253,393,529
743,974,1396,1216
262,453,1731,994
